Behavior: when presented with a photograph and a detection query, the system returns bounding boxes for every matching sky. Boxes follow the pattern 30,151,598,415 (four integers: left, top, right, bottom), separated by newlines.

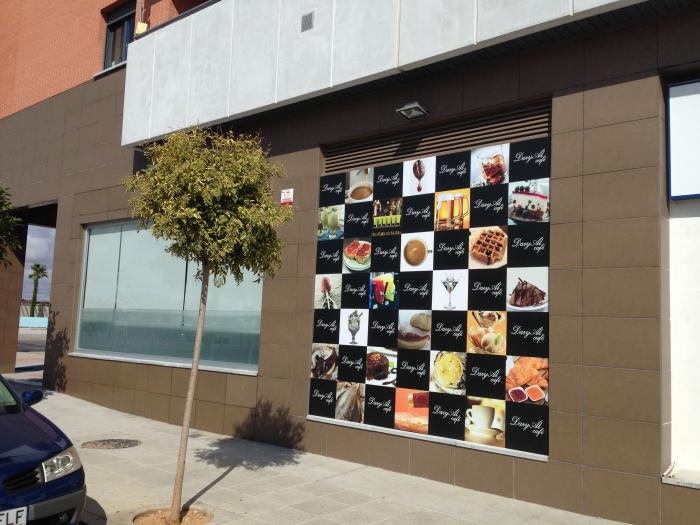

21,225,55,301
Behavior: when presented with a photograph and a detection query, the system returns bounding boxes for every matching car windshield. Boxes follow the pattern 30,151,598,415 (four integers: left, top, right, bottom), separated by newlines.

0,380,20,414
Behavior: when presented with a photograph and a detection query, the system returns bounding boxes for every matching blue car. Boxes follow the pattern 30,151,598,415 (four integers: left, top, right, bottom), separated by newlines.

0,375,85,525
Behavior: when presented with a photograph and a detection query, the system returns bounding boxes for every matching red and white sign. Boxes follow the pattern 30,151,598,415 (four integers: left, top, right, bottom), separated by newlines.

281,188,294,206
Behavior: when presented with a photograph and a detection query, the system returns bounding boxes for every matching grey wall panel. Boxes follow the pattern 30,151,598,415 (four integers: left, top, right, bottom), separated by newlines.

187,0,233,127
229,0,279,116
477,0,570,43
276,0,333,102
399,0,476,68
121,35,154,146
332,0,399,87
150,18,192,138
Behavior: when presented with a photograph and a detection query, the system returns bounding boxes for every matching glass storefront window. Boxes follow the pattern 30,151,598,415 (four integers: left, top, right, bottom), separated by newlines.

77,221,262,372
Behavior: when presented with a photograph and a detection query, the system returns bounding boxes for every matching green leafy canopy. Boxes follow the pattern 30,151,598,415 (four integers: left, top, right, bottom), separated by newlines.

123,128,292,286
0,183,21,269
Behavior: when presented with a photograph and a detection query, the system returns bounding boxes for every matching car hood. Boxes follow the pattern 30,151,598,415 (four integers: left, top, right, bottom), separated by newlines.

0,408,69,464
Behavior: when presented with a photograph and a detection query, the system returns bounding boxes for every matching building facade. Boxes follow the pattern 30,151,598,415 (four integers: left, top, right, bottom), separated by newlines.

2,0,700,523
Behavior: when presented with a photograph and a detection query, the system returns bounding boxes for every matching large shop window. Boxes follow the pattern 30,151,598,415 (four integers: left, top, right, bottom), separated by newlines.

668,79,700,483
77,221,262,372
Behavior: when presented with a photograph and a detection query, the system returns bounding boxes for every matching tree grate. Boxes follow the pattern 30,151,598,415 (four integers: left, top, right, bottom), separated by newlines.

81,439,142,449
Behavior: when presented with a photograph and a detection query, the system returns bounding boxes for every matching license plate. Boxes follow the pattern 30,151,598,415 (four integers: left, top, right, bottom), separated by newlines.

0,507,28,525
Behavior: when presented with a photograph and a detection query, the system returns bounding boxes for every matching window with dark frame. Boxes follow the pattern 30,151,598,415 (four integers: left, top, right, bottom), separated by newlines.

103,1,136,70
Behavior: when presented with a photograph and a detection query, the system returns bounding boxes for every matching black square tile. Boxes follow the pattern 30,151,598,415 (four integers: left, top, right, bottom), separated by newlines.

309,378,336,418
436,151,471,191
313,309,340,344
316,239,343,274
505,402,548,455
344,202,373,237
468,268,507,311
431,311,467,352
466,354,506,399
399,271,433,310
508,137,551,182
371,234,401,272
396,349,430,391
429,392,467,439
433,230,470,270
508,223,550,267
341,273,370,309
507,313,549,358
338,345,367,383
373,164,403,198
402,194,435,233
319,173,345,206
364,384,396,428
470,185,508,227
368,310,399,348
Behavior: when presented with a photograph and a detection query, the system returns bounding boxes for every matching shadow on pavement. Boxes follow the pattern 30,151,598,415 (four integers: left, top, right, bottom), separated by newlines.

81,496,108,525
188,399,305,506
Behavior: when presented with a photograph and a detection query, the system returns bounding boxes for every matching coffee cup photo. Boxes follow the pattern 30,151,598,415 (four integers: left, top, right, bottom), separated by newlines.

346,168,374,203
466,405,495,429
400,232,434,272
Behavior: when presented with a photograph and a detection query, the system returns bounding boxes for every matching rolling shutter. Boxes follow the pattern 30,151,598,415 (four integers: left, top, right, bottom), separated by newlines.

323,103,551,174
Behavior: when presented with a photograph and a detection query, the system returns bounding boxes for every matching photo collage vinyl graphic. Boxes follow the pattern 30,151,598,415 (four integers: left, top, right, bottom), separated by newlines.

310,138,550,456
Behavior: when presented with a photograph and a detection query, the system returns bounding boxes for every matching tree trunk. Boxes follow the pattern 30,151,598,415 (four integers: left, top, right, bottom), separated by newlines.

30,278,38,317
169,263,209,524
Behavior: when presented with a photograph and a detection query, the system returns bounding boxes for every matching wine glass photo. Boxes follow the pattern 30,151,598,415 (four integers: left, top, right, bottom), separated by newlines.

441,274,459,310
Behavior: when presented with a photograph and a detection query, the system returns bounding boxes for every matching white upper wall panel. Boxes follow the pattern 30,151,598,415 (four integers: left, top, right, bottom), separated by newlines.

229,0,279,116
332,0,400,87
187,0,233,127
477,0,570,43
149,17,192,138
121,35,154,145
398,0,476,68
276,0,333,102
122,0,645,145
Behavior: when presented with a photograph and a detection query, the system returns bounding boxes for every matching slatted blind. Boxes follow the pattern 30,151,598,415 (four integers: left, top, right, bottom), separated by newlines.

323,103,551,174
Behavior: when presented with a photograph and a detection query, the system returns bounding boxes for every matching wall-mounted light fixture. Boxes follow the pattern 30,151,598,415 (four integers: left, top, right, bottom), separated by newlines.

395,101,430,120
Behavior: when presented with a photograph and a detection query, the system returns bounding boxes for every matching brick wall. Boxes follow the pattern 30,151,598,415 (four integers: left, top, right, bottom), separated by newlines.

0,0,206,119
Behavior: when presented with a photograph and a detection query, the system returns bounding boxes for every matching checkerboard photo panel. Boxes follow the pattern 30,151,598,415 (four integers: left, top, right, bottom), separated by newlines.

310,137,551,457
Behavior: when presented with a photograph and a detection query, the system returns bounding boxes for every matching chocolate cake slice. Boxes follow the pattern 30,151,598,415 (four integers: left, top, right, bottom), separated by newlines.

509,278,546,307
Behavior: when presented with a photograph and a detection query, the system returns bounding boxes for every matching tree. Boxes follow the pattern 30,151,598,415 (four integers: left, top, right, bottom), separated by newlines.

29,263,48,317
0,184,21,269
123,128,292,524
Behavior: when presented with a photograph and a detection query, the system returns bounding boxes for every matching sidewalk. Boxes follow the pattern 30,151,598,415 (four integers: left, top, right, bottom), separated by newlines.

22,386,621,525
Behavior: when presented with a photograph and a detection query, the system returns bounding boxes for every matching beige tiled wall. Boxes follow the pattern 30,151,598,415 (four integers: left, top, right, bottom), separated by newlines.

0,250,23,373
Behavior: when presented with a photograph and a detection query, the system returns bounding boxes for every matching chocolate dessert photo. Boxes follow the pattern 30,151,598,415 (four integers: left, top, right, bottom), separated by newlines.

365,347,397,387
506,267,548,312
